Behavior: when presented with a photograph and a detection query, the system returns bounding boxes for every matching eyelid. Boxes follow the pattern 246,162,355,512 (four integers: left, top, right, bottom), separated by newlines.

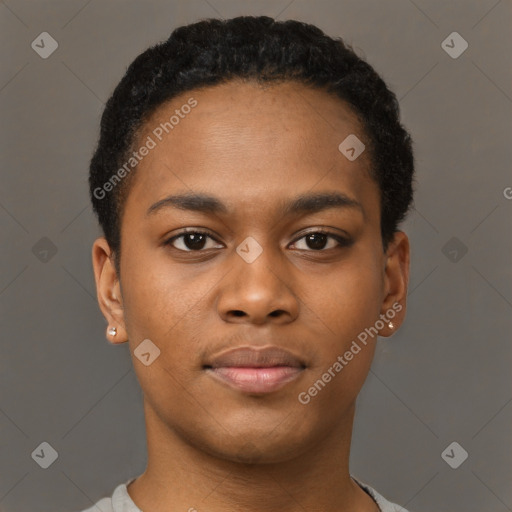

290,227,350,241
165,228,223,251
170,227,219,238
164,227,352,252
289,228,352,249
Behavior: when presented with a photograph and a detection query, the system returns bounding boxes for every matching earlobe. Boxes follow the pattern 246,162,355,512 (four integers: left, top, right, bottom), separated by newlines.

379,231,410,336
107,326,118,337
91,237,128,344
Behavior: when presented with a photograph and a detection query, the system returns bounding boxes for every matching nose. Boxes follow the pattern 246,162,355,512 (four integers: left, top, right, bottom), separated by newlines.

216,246,299,325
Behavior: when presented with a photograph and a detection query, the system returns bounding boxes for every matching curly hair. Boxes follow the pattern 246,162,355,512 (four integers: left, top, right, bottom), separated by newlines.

89,15,415,274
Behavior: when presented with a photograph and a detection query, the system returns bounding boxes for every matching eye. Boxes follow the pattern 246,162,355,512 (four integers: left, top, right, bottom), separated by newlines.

165,230,223,252
290,230,352,251
164,228,352,253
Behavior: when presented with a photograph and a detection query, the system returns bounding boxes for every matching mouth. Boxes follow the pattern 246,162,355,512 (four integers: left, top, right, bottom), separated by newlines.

204,346,306,394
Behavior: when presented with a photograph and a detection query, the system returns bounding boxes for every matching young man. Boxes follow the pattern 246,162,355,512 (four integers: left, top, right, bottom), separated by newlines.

85,16,413,512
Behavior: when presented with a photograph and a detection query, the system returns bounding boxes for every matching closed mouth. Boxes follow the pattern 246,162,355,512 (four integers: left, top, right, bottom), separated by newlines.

204,345,306,394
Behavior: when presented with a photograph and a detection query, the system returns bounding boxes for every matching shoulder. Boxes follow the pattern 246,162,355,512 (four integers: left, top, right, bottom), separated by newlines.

76,476,408,512
76,496,114,512
73,478,140,512
352,476,410,512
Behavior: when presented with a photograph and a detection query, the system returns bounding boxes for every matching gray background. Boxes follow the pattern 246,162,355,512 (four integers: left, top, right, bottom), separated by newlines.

1,0,511,510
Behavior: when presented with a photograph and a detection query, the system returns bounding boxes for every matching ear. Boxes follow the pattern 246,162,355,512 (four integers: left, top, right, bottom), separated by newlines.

91,237,128,344
379,231,410,337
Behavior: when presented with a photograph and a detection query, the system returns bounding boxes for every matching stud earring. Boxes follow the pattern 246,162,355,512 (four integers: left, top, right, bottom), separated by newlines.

388,321,394,329
107,326,117,337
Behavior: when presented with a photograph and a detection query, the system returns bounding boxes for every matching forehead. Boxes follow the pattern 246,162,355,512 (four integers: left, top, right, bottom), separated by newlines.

123,80,377,222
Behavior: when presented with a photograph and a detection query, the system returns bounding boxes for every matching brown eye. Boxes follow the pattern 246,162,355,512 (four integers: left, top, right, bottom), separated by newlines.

291,230,352,251
305,233,329,250
165,231,223,252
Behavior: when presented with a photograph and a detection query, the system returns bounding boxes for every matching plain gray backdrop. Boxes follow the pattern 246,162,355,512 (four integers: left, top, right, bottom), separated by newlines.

1,0,511,511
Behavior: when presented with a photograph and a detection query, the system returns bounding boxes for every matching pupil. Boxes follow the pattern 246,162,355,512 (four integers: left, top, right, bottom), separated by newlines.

185,233,206,250
307,233,327,250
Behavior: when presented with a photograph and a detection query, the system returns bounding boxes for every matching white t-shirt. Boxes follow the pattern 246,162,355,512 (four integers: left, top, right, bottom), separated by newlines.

77,476,409,512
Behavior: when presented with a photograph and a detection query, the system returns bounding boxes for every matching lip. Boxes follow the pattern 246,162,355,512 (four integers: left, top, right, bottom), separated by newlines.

204,346,306,394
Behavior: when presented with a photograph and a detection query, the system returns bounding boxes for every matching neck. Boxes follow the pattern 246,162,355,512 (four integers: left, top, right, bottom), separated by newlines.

127,399,378,512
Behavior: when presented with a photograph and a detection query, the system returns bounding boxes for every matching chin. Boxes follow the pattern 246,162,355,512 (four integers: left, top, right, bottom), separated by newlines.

218,442,304,465
197,423,315,465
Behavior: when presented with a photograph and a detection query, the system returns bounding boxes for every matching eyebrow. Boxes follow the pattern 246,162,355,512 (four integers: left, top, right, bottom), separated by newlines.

146,191,364,218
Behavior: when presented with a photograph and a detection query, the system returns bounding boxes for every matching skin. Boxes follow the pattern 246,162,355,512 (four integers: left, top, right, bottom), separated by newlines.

92,80,410,512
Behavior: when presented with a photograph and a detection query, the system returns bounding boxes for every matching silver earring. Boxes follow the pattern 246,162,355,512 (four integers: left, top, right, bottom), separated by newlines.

388,321,394,329
107,326,117,337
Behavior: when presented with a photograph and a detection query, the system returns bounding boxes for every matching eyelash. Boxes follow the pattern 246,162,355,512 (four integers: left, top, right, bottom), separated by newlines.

164,228,352,252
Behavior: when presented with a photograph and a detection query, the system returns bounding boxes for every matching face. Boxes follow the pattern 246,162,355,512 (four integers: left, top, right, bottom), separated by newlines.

92,80,409,463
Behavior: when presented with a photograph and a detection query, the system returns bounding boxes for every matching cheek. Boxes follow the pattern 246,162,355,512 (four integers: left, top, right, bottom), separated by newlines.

306,257,383,341
121,246,199,333
120,255,217,374
298,256,382,394
121,269,205,411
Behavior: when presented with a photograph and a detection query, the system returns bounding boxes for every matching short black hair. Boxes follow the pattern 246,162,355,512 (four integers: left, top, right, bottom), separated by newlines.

89,15,415,274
